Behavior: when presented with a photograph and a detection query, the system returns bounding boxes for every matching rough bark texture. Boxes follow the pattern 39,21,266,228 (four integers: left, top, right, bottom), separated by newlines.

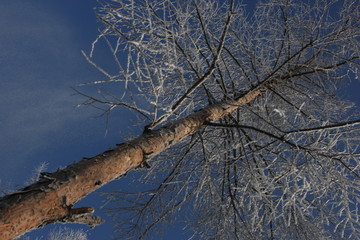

0,86,263,240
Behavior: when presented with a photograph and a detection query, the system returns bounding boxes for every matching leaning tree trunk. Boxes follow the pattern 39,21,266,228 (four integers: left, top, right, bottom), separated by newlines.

0,81,269,239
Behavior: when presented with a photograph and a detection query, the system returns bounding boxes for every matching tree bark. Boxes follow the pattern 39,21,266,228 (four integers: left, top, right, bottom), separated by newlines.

0,86,263,239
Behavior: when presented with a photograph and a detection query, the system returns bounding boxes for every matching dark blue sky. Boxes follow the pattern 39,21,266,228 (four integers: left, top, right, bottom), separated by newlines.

0,1,131,239
0,0,358,239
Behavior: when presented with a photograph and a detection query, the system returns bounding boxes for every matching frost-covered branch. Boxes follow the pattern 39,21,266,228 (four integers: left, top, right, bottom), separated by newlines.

79,0,360,239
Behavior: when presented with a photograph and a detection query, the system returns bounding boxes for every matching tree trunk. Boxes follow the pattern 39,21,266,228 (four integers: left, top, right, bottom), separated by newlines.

0,86,263,239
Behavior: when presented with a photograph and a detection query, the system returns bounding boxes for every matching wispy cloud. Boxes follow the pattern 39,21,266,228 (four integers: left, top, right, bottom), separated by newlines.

0,1,101,183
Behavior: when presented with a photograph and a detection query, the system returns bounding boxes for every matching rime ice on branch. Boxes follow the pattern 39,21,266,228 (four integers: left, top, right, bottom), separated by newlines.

1,0,359,239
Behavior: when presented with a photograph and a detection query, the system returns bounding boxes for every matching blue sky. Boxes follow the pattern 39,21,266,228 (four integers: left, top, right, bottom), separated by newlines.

0,0,131,239
1,0,359,239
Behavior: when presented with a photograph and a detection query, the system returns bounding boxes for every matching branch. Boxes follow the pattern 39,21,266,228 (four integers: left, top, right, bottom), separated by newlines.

152,3,235,128
59,207,104,228
204,121,360,178
72,87,152,121
284,119,360,134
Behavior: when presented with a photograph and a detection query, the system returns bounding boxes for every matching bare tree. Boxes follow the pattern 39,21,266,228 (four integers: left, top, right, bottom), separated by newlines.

48,227,88,240
0,0,359,239
18,227,88,240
